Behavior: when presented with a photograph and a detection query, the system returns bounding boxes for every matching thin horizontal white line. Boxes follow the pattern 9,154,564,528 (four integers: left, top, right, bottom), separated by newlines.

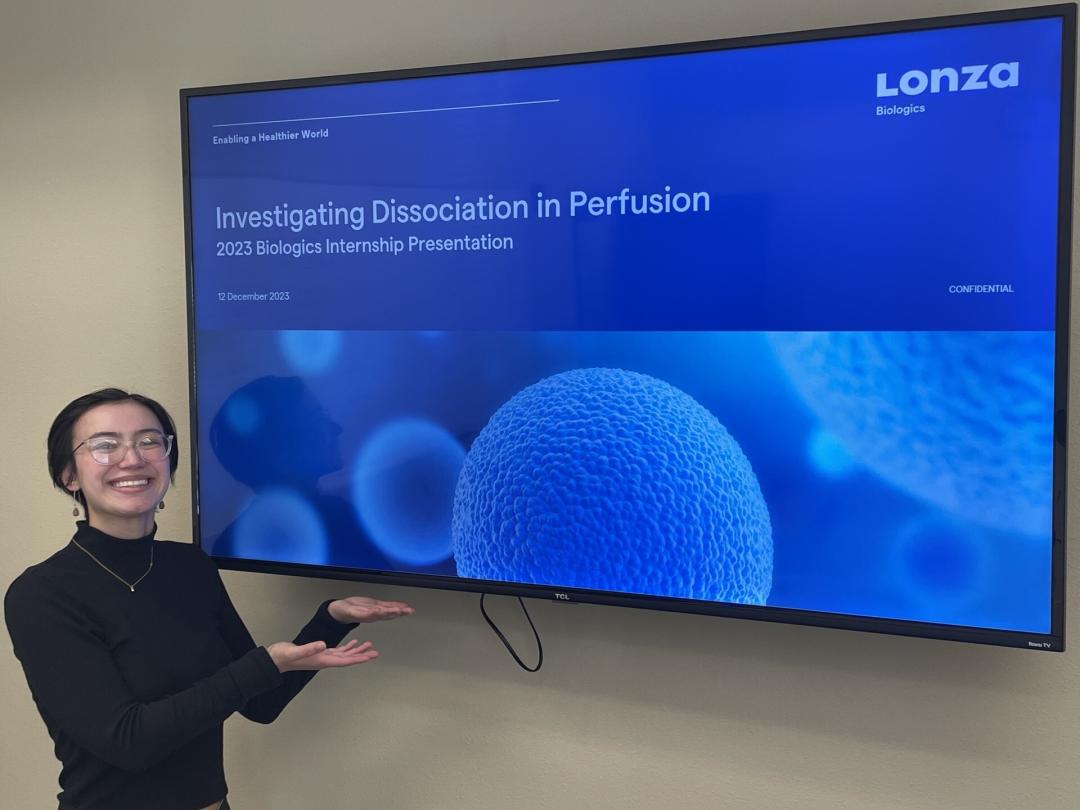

212,98,561,128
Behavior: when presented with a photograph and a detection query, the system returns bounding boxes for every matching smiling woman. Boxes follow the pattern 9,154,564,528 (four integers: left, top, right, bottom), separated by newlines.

62,397,175,539
4,388,414,810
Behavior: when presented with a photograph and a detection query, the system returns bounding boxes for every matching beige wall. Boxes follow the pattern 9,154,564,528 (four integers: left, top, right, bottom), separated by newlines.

2,0,1078,807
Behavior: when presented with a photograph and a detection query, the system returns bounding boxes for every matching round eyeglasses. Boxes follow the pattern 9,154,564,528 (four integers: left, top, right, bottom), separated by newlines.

74,432,174,465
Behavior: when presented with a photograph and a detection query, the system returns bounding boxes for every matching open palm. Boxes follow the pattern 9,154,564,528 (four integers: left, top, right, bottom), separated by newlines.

266,639,379,673
327,596,414,624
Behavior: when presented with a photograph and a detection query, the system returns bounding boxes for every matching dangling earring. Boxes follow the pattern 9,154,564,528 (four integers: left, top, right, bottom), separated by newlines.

72,500,80,517
158,499,165,511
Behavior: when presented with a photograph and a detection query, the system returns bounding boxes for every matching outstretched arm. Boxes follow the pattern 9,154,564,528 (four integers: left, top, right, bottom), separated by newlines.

5,573,280,773
210,571,413,723
264,596,414,671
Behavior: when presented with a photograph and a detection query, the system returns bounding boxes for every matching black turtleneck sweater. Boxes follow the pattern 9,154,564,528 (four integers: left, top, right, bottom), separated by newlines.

4,522,357,810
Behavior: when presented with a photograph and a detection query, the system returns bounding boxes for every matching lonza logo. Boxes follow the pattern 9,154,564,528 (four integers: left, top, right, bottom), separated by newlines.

876,62,1019,97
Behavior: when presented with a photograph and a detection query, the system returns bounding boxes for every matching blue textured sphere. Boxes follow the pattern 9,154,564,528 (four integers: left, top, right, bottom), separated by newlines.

352,418,466,566
452,368,773,604
770,332,1053,537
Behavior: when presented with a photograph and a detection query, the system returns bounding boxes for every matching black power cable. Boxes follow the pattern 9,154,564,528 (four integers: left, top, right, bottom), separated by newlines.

479,593,544,672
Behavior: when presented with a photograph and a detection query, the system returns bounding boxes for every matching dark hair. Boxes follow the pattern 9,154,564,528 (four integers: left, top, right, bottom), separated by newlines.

47,388,181,508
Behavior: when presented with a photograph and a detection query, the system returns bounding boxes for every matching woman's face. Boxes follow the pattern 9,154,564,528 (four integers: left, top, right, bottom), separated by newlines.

67,401,171,538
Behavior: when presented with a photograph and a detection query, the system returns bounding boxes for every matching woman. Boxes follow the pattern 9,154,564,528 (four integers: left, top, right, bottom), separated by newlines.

5,388,413,810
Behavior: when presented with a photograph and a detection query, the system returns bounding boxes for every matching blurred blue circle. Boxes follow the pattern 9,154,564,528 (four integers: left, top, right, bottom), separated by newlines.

890,515,990,608
278,330,343,375
351,418,465,566
807,428,857,478
223,393,260,435
231,488,330,565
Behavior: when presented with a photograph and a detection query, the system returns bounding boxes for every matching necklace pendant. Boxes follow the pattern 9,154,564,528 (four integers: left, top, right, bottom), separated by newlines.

70,538,152,593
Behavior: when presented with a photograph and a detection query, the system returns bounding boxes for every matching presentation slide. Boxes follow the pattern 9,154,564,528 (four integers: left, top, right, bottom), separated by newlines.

187,17,1062,633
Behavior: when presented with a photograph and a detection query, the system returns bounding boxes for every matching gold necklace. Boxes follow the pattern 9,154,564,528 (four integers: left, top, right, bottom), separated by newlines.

71,538,154,593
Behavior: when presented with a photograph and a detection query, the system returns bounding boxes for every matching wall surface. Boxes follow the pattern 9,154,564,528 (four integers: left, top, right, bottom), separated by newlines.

1,1,1077,808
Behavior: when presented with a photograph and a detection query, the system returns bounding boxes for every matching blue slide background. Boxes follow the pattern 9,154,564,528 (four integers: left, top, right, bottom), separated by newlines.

185,16,1063,633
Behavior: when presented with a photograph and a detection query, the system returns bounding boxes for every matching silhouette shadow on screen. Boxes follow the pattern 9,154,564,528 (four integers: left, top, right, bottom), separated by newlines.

207,375,396,571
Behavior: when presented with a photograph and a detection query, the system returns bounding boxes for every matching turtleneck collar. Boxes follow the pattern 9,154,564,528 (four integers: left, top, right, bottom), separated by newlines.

71,521,157,570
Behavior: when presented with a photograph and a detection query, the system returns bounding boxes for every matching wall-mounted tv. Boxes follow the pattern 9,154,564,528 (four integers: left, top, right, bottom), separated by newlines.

182,4,1073,651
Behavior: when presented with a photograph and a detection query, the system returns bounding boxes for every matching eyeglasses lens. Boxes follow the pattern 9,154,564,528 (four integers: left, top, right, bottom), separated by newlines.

87,433,173,464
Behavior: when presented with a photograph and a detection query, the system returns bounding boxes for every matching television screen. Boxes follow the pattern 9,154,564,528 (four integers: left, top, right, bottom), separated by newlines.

182,5,1072,650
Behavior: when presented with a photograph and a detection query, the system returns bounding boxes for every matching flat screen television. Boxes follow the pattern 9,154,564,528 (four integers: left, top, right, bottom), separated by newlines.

182,4,1073,651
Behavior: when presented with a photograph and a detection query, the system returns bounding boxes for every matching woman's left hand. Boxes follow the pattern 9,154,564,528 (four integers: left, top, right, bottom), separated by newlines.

328,596,415,624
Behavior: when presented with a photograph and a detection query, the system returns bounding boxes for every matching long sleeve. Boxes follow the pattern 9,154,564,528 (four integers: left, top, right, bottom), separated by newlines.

4,570,282,774
5,531,367,809
209,565,358,724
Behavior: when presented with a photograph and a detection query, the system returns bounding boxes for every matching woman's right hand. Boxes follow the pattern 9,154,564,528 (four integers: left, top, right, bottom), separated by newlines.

265,639,378,673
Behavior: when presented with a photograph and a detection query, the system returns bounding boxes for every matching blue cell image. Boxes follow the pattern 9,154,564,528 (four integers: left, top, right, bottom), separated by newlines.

223,393,261,435
278,330,343,374
351,418,466,566
769,332,1054,537
231,488,330,565
451,367,773,604
890,516,990,612
807,428,857,479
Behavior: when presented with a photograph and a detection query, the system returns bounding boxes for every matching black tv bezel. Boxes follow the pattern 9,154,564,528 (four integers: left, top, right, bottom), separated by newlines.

181,4,1074,653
